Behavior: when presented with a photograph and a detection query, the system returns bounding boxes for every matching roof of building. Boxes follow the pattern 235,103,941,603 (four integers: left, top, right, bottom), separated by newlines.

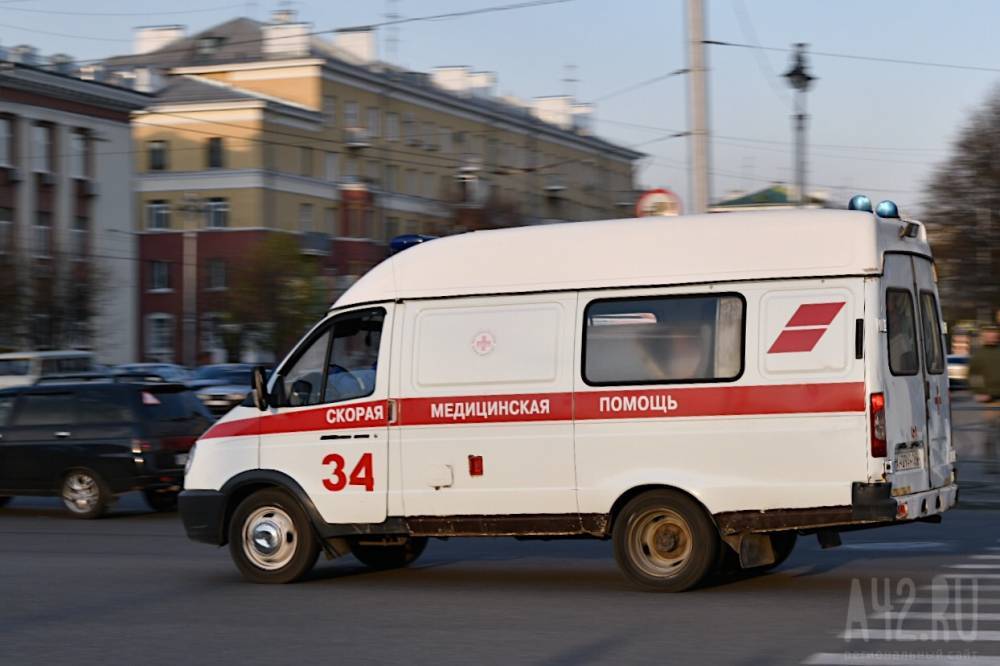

150,74,321,119
714,185,827,208
0,61,149,112
100,17,642,160
332,209,932,309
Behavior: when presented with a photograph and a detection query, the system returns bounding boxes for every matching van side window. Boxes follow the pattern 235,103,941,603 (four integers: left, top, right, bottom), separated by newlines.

583,294,744,385
886,289,919,376
919,292,945,375
280,308,385,408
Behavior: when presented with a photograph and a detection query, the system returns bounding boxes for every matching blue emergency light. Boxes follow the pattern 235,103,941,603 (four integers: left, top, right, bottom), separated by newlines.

875,200,900,219
390,234,436,255
847,194,873,212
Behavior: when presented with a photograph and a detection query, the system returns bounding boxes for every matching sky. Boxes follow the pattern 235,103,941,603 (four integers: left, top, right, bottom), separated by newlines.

2,0,997,214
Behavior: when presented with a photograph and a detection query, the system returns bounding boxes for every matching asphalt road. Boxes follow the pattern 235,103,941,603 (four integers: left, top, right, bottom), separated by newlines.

1,395,998,666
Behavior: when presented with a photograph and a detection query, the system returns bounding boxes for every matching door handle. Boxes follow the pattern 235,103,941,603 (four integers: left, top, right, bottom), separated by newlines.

54,431,71,439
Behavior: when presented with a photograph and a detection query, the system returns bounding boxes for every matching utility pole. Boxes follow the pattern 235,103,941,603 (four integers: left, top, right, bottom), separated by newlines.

783,43,815,206
686,0,710,214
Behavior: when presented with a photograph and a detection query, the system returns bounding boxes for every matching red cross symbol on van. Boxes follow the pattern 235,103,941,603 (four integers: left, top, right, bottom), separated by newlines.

472,332,496,355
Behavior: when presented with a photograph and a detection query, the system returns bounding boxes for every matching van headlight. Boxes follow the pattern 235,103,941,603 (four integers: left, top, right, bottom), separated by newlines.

185,444,197,476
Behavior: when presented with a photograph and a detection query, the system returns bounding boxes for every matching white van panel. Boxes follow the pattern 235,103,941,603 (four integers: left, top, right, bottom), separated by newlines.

398,295,578,516
185,405,260,491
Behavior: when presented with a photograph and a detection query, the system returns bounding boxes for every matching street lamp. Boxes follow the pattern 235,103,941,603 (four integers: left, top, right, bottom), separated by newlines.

783,43,816,206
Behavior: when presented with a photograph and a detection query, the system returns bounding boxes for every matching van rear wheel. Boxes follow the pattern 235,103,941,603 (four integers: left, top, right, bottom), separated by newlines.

228,489,320,584
350,537,428,570
613,490,718,592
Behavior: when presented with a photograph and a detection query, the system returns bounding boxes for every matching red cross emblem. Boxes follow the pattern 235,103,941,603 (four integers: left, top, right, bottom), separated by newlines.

472,331,496,355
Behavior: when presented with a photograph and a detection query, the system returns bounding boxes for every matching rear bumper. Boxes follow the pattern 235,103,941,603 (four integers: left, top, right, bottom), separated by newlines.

179,490,227,545
714,482,958,536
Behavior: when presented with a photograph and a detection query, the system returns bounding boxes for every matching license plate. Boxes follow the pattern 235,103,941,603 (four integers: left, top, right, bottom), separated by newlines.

175,453,189,466
894,449,923,472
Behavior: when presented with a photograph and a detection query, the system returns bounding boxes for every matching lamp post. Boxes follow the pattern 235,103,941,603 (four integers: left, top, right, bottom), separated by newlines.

783,43,815,206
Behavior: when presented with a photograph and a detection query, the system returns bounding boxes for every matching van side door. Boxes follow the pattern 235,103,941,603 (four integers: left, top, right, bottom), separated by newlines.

881,254,931,495
397,294,578,517
260,306,392,525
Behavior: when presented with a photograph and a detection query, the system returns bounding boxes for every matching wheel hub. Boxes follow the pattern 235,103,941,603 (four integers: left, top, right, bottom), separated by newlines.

242,506,297,571
251,521,282,556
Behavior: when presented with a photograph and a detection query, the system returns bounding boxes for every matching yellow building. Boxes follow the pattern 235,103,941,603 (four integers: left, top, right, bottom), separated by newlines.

100,13,642,364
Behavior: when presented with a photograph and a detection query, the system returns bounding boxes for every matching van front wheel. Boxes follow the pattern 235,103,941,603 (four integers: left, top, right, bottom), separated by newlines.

613,490,718,592
228,489,320,584
350,537,428,570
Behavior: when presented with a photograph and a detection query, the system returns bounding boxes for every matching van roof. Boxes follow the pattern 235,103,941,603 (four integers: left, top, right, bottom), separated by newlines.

333,209,932,308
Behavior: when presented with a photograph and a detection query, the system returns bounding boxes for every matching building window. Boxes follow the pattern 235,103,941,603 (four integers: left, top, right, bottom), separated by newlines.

0,207,11,255
300,146,313,177
345,155,358,178
32,124,53,173
406,169,417,195
583,294,745,386
206,137,224,168
402,113,415,143
423,122,435,150
70,131,88,179
33,211,51,258
325,207,336,234
205,198,228,228
384,165,398,193
424,172,435,198
385,112,399,141
299,203,314,233
386,216,400,241
150,261,170,291
146,200,170,229
323,95,336,126
146,313,175,362
201,312,223,351
366,107,380,137
206,259,226,290
344,101,359,128
440,128,451,154
325,152,338,182
0,117,11,167
148,140,167,171
71,216,88,259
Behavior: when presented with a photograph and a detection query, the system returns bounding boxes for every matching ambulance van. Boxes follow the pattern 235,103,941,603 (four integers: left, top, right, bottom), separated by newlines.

179,201,957,591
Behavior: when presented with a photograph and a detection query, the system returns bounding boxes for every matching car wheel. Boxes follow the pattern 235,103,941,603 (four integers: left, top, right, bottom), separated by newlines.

349,537,428,570
613,490,718,592
228,489,320,584
143,488,179,513
61,470,110,519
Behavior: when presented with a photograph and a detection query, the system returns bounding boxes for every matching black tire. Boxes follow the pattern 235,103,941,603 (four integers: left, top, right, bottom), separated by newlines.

143,488,179,513
228,489,320,584
350,537,428,570
0,496,11,508
61,469,111,519
613,490,718,592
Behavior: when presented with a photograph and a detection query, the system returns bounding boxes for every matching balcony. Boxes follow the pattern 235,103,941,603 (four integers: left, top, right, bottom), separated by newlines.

457,154,483,177
300,231,330,257
343,127,371,149
544,174,567,195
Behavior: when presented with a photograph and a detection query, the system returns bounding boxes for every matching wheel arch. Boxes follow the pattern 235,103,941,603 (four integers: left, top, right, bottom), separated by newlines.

607,483,720,535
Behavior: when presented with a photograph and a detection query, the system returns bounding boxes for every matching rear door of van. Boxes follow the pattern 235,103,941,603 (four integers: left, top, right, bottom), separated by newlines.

912,258,952,489
881,254,931,495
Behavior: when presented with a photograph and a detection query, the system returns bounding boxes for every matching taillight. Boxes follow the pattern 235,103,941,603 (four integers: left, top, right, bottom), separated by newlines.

870,393,887,458
131,439,154,455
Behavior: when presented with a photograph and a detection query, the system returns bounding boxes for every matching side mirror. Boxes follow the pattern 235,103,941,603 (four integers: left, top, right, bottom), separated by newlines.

252,366,269,412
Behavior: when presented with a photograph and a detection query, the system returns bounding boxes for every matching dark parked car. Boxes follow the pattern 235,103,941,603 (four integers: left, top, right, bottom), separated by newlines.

0,381,212,518
192,363,255,416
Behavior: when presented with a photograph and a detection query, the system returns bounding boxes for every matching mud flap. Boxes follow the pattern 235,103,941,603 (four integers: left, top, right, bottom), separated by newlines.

722,532,777,568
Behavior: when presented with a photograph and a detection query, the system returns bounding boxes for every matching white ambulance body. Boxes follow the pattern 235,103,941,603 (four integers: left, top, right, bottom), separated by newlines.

180,207,957,590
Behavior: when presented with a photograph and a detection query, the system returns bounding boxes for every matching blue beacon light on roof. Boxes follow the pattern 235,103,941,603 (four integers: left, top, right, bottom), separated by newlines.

875,200,900,219
847,195,873,212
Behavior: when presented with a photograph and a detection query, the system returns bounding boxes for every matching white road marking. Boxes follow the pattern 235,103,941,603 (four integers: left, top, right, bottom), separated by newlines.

922,584,1000,592
804,653,1000,665
839,629,1000,641
871,611,1000,620
944,565,1000,570
970,555,1000,560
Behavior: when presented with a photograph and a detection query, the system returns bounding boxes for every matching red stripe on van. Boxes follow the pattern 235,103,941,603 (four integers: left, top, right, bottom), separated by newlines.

768,328,828,353
198,383,864,440
575,382,865,420
785,302,846,327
